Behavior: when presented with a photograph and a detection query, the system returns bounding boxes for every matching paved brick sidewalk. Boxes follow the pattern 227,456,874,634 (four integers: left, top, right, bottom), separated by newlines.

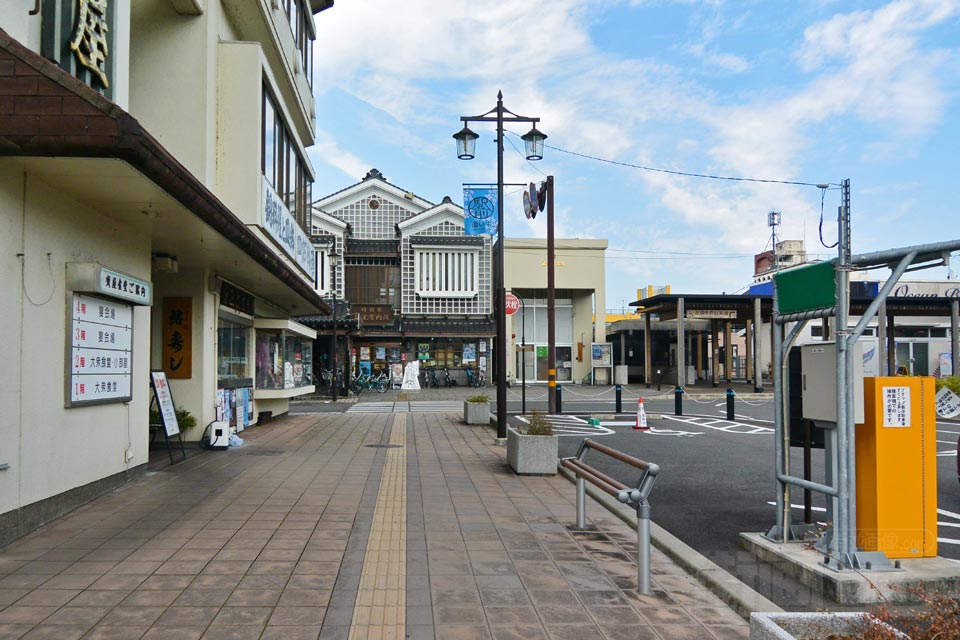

0,411,749,640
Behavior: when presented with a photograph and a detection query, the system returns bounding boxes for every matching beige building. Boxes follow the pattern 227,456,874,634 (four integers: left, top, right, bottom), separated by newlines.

0,0,330,545
504,238,608,384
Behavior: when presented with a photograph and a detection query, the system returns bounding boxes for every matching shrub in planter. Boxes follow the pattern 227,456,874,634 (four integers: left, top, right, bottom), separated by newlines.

507,411,558,475
149,408,197,431
463,395,490,425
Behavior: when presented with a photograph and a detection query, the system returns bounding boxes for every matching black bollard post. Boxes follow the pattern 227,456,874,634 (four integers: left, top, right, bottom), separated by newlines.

556,384,562,414
615,384,622,414
674,386,683,416
726,388,735,421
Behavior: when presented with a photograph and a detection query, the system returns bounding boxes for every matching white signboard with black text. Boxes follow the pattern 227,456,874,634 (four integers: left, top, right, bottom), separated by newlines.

150,371,180,437
68,294,134,406
936,387,960,419
262,176,317,282
882,386,911,428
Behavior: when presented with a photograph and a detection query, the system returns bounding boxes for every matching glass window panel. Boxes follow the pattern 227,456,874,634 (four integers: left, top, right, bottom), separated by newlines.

218,319,249,381
262,94,276,187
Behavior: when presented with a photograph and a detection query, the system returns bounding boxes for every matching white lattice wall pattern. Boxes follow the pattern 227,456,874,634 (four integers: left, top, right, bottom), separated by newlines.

333,197,417,240
400,223,492,315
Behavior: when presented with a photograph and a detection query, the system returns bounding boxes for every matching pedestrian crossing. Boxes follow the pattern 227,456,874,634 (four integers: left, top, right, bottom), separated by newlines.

347,401,463,414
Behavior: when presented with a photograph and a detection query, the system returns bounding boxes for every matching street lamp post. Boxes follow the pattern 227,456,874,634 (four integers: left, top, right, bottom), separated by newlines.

329,251,340,402
454,91,546,440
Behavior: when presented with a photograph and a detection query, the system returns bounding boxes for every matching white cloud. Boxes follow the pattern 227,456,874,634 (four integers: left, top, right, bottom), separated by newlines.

307,131,369,184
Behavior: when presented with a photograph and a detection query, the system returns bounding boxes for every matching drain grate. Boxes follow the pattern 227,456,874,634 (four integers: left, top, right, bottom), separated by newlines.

364,444,404,449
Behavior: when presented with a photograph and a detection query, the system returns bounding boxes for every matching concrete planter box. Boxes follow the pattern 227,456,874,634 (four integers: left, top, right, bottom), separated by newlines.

506,426,558,475
750,612,906,640
463,400,490,425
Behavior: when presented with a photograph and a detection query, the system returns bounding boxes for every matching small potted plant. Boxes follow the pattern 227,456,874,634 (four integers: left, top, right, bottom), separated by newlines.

507,411,558,475
149,408,197,431
463,394,490,425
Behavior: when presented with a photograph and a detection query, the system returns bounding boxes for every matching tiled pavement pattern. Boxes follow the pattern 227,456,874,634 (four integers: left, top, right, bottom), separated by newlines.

0,410,749,640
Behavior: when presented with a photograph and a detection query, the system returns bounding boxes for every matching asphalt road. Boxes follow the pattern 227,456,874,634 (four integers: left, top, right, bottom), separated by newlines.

294,388,960,609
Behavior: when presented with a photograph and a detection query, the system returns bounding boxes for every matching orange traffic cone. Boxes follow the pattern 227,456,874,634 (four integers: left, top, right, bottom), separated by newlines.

634,397,649,431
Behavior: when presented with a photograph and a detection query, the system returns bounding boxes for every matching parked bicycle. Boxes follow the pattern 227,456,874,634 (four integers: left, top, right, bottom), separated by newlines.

465,367,485,388
442,367,458,387
350,371,387,394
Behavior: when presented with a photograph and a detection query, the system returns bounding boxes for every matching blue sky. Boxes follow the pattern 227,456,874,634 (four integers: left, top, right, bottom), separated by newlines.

307,0,960,312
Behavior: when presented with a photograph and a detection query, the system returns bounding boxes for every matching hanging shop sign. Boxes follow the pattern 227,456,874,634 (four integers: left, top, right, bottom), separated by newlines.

686,309,737,320
354,304,395,326
262,176,317,282
41,0,115,97
219,281,255,316
67,293,133,407
162,297,192,379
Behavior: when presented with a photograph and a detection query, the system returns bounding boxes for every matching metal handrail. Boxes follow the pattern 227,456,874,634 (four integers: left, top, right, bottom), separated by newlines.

560,439,661,595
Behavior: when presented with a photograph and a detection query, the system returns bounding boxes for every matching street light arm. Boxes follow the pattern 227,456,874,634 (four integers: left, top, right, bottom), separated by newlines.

462,115,540,124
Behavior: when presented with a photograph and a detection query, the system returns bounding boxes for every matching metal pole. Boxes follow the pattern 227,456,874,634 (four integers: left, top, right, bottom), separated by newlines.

547,176,557,414
495,92,507,440
519,293,526,415
576,477,586,529
953,300,960,378
637,503,652,595
878,300,888,377
753,297,764,392
331,264,339,401
676,297,685,388
726,388,734,421
644,311,652,388
772,284,785,542
616,384,622,414
834,178,851,560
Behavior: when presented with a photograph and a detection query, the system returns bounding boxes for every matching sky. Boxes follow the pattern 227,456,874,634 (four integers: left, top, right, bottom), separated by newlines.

307,0,960,312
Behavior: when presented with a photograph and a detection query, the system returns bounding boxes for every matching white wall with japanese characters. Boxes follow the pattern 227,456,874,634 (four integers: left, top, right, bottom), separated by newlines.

0,164,152,517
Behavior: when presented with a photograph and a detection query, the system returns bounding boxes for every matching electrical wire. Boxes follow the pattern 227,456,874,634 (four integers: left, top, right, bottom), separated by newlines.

504,134,548,178
818,185,838,249
504,130,833,188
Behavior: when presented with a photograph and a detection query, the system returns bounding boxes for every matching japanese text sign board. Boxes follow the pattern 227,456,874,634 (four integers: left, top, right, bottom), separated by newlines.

591,343,613,367
936,387,960,419
882,386,911,428
150,371,180,437
262,176,317,282
162,297,192,379
504,293,520,315
68,293,133,407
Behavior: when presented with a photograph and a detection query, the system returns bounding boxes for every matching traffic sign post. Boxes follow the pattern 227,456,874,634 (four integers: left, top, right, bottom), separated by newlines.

504,292,520,315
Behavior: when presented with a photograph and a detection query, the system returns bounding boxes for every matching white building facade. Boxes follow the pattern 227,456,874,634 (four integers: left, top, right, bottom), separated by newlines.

0,0,331,545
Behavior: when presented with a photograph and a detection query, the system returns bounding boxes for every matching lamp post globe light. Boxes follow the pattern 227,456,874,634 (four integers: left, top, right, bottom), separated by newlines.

453,91,546,440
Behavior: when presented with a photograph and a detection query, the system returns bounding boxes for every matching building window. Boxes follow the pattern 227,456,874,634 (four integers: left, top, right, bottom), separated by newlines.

314,248,330,295
217,318,250,383
345,258,400,306
283,0,314,88
414,248,479,298
261,87,311,232
255,330,313,389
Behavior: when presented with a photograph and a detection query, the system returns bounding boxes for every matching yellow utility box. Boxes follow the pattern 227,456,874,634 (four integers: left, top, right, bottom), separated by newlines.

856,376,937,558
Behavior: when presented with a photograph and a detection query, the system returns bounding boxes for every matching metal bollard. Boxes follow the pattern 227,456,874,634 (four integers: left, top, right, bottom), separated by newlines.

615,384,622,414
637,502,652,595
576,477,586,528
674,386,683,416
556,384,562,414
726,388,735,421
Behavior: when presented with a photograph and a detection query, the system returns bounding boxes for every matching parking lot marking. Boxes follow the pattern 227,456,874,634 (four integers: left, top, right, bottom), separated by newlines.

938,508,960,521
517,414,615,437
663,415,773,435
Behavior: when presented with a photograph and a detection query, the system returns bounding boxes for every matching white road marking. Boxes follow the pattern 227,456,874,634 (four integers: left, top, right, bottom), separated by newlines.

937,450,957,457
663,415,773,435
518,415,615,437
766,501,828,513
937,508,960,521
937,538,960,545
938,522,960,529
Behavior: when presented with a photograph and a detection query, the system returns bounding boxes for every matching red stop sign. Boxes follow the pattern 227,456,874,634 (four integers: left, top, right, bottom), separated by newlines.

504,292,520,315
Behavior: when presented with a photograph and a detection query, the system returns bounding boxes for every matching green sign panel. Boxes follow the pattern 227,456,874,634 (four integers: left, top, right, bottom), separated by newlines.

775,260,836,315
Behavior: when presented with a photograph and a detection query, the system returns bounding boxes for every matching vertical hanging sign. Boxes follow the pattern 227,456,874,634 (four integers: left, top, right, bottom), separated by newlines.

162,297,192,379
463,186,498,237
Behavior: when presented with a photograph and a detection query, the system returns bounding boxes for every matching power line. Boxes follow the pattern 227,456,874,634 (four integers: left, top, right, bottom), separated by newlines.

504,130,833,189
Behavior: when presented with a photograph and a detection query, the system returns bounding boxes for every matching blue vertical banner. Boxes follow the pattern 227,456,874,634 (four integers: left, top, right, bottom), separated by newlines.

463,185,498,237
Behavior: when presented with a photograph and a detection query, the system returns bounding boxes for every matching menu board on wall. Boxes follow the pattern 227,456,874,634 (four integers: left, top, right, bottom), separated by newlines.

68,293,134,406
